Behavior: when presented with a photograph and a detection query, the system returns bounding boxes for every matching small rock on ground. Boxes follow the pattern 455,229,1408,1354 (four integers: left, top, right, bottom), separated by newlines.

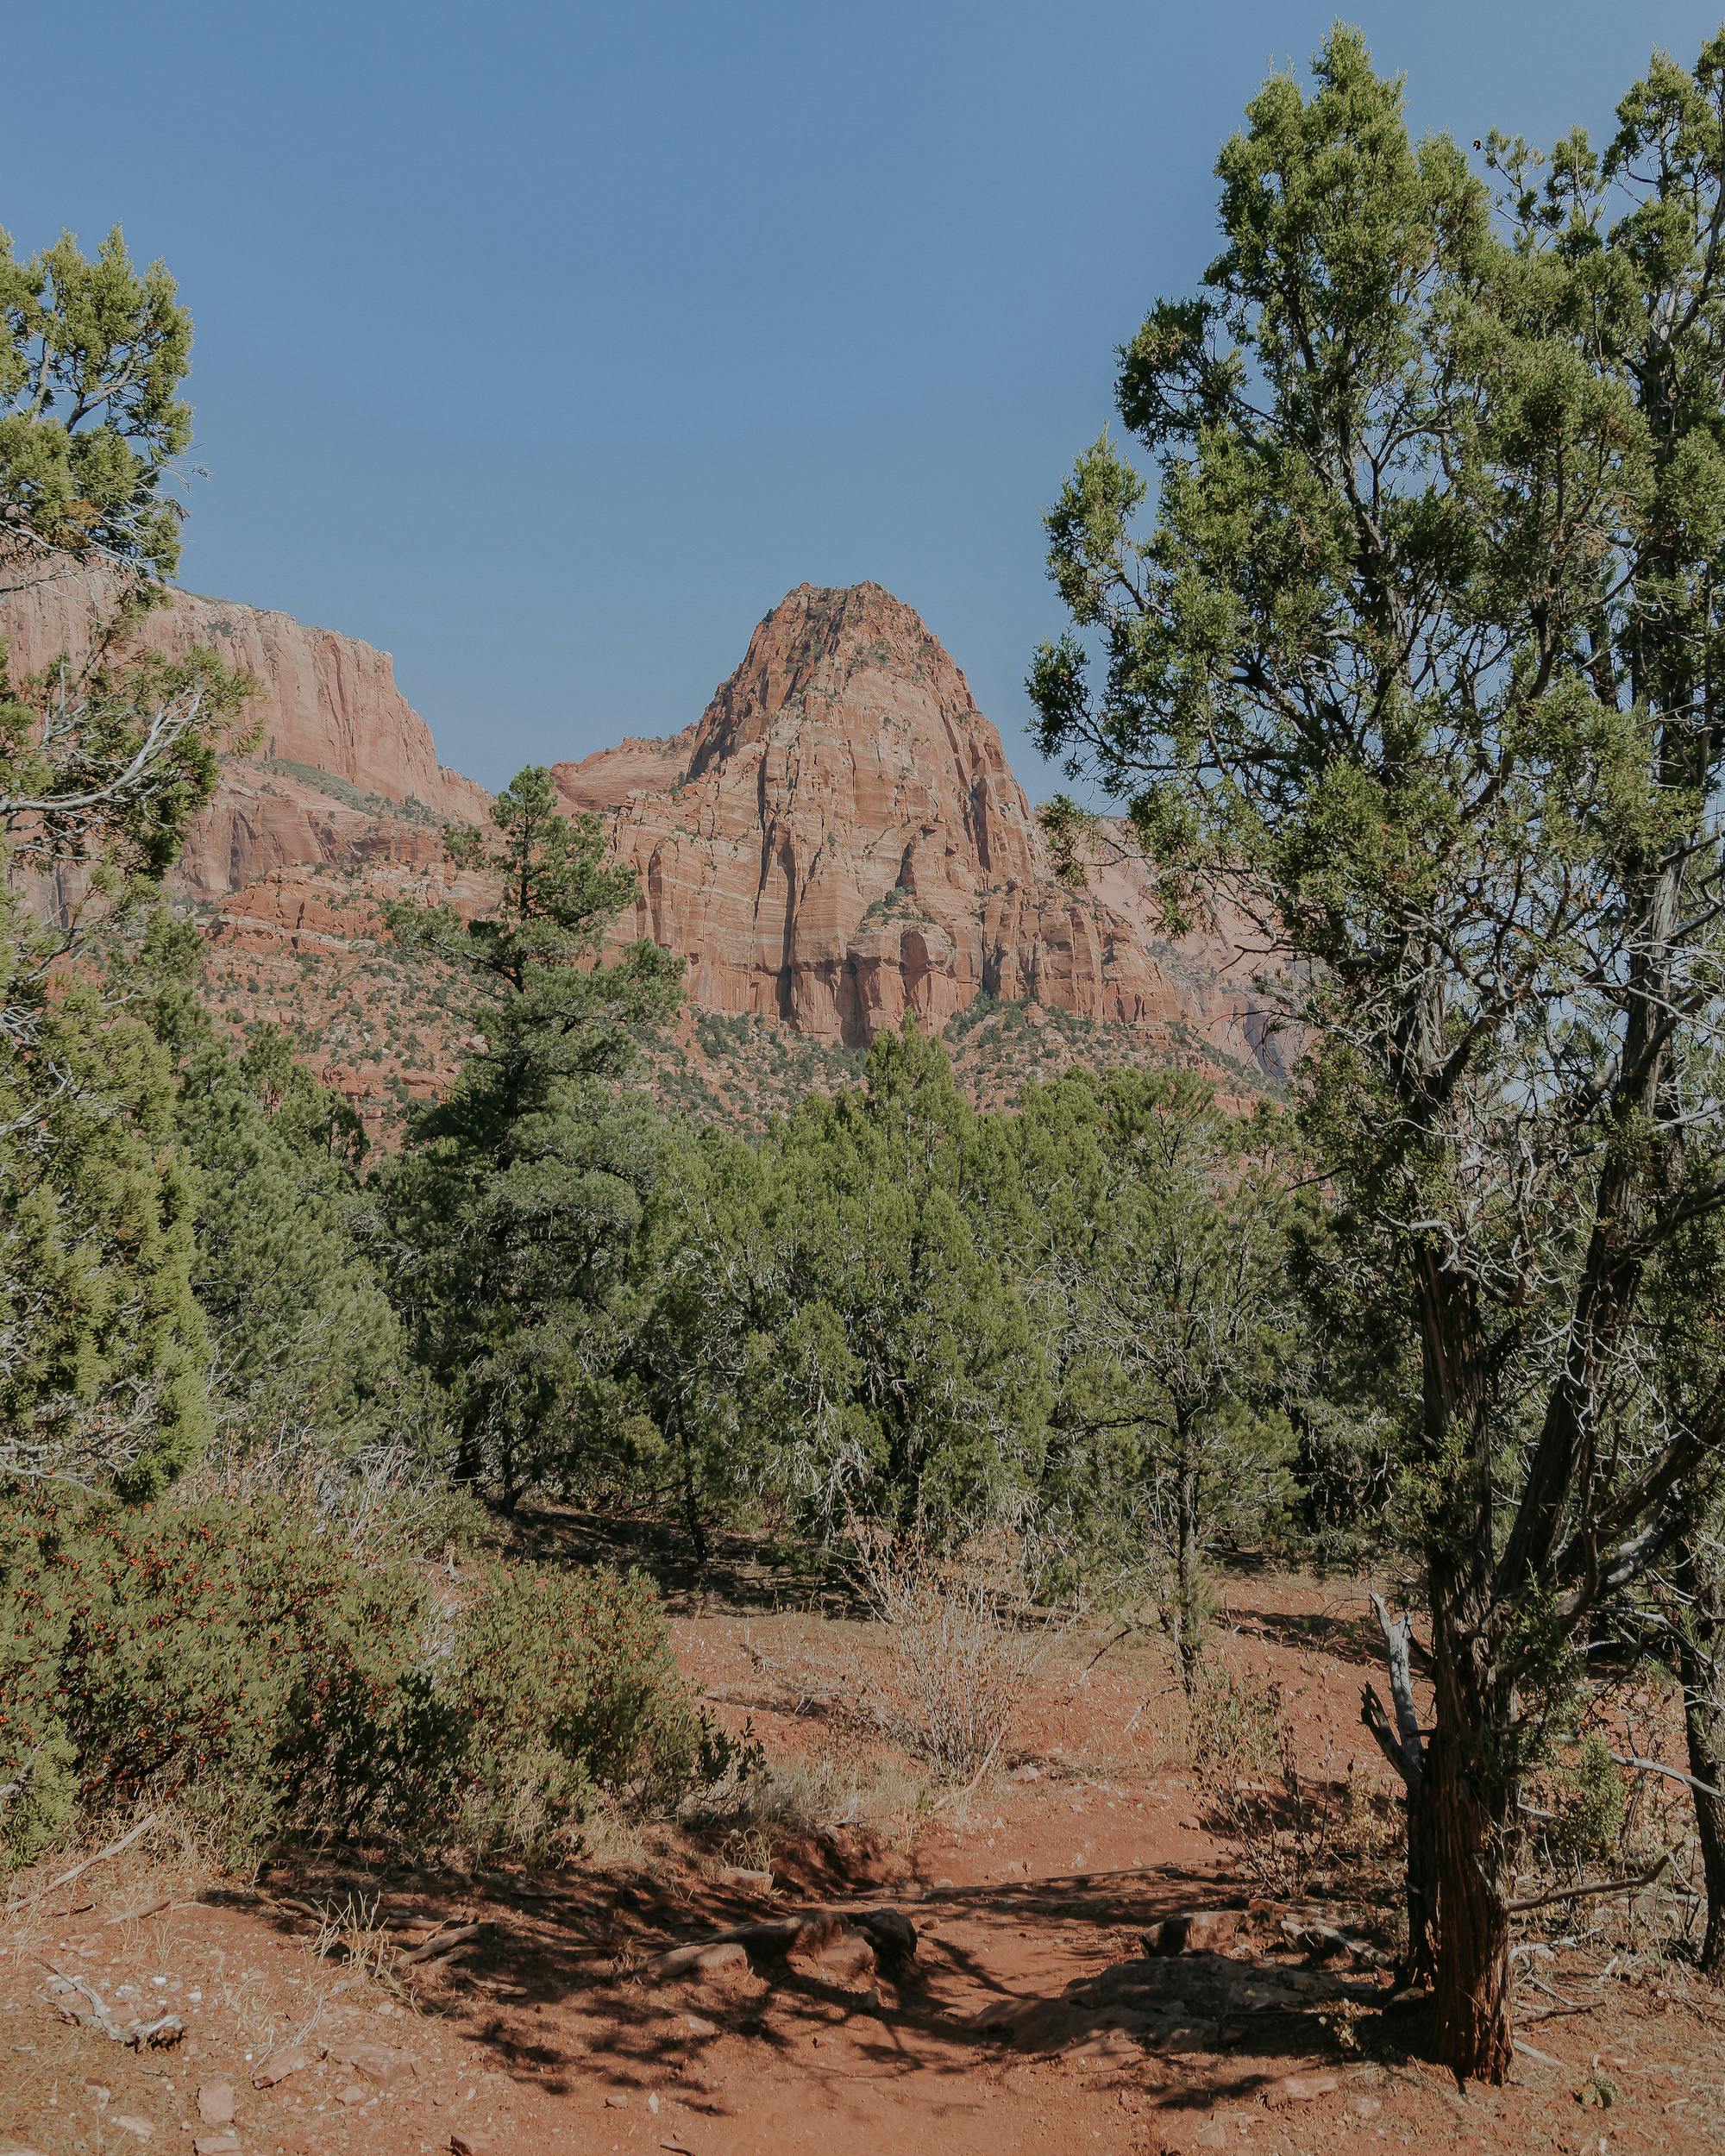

196,2082,235,2127
253,2046,322,2087
1264,2071,1339,2107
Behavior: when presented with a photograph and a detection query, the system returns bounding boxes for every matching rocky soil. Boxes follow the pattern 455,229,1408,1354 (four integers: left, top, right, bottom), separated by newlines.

5,1570,1720,2156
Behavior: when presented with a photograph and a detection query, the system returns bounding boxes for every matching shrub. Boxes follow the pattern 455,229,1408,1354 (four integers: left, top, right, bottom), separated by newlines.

846,1526,1051,1782
1,1492,442,1862
449,1562,721,1858
1545,1732,1629,1864
1185,1660,1283,1776
0,1493,716,1871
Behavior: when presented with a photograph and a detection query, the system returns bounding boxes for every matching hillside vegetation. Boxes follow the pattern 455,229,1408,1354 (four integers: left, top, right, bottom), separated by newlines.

3,27,1725,2140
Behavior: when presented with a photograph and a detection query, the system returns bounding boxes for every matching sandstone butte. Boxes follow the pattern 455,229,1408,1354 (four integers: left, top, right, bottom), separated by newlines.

0,550,487,899
552,582,1288,1079
1,560,1289,1114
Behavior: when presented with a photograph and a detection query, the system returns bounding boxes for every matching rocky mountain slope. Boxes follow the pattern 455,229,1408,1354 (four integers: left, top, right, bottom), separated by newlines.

2,562,1287,1128
554,582,1285,1081
0,553,487,897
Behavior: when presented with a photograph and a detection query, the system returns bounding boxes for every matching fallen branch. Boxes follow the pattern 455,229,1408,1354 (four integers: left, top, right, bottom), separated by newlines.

41,1968,183,2049
18,1814,158,1902
1507,1852,1671,1917
643,1904,916,1981
104,1893,198,1927
399,1921,485,1965
1610,1752,1725,1802
1277,1914,1387,1965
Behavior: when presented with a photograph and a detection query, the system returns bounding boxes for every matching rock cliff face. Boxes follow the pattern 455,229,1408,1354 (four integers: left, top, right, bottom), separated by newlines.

0,555,489,896
3,560,1285,1120
552,583,1283,1079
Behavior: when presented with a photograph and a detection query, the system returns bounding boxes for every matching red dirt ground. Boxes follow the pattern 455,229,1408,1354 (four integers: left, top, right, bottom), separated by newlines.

5,1571,1722,2156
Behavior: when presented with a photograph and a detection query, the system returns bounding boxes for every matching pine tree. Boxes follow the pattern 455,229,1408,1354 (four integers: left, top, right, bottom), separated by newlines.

384,768,682,1500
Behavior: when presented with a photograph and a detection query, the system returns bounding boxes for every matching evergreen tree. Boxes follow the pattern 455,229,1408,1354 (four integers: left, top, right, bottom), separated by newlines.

141,920,417,1467
0,228,251,1494
384,767,682,1499
1031,28,1725,2073
1019,1071,1297,1689
1,222,192,580
638,1025,1050,1545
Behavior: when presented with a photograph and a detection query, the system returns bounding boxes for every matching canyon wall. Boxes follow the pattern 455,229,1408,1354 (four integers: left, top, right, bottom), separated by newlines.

3,560,1287,1116
0,555,488,896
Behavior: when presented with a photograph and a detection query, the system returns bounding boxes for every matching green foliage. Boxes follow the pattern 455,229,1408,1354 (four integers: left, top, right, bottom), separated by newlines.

0,224,191,577
0,1489,712,1870
637,1025,1050,1541
1547,1732,1628,1863
0,222,254,1499
262,758,442,824
135,924,420,1467
384,768,683,1497
0,632,252,882
1030,23,1725,2066
1032,0,1725,1912
1018,1069,1299,1675
451,1563,721,1857
0,968,211,1495
0,1490,438,1863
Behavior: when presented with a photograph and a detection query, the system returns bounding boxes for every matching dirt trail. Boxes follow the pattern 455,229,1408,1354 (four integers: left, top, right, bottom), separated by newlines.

5,1575,1722,2156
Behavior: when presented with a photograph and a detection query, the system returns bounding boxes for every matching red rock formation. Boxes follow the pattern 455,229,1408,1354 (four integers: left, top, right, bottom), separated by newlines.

555,728,694,814
552,583,1283,1076
4,557,1285,1116
0,554,489,895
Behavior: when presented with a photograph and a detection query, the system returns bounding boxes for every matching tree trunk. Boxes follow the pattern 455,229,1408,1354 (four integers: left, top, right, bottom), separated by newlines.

676,1407,711,1568
1360,1595,1437,1987
1404,1758,1440,1989
1673,1545,1725,1979
1429,1730,1513,2078
1175,1433,1201,1698
1427,1594,1516,2083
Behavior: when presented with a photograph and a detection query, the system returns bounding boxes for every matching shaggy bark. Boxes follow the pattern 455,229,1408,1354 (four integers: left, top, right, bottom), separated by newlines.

1673,1544,1725,1980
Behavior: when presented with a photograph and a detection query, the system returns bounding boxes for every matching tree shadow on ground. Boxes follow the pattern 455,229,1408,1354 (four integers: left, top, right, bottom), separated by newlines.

1221,1598,1408,1675
223,1846,1429,2122
499,1503,868,1619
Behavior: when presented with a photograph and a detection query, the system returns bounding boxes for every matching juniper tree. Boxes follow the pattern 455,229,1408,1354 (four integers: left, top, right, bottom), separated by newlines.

1018,1071,1297,1692
1,223,192,581
0,227,251,1493
136,921,417,1471
633,1024,1049,1548
1031,28,1725,2078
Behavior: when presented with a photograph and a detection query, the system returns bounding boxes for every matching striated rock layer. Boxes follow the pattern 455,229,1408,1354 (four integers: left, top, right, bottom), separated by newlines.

0,555,489,897
553,583,1284,1079
3,560,1286,1117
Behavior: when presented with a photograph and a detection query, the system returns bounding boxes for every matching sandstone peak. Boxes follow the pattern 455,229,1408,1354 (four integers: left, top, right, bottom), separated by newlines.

3,557,1285,1122
681,586,992,789
551,583,1280,1071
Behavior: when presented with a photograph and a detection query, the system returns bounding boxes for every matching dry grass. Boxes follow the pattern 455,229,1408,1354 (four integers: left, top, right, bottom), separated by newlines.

311,1890,401,1986
844,1525,1062,1782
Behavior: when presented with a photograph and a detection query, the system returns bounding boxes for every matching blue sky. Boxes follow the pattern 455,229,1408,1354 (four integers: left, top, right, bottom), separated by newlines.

6,2,1724,793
